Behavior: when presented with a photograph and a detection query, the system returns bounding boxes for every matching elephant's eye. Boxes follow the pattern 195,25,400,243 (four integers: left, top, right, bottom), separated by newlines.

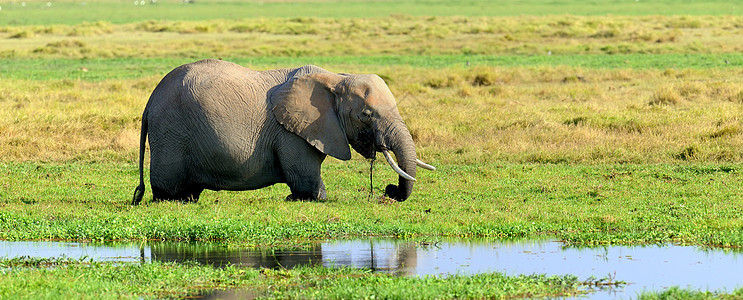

361,109,373,122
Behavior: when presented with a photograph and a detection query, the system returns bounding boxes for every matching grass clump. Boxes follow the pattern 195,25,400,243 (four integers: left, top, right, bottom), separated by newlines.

707,125,741,139
471,72,498,86
638,286,743,300
675,145,699,161
726,90,743,103
7,31,34,39
274,272,586,299
32,39,88,56
676,81,707,99
649,85,682,105
66,21,113,36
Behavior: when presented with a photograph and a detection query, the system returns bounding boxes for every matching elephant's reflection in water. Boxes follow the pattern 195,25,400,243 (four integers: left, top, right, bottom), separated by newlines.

320,240,418,276
149,240,418,275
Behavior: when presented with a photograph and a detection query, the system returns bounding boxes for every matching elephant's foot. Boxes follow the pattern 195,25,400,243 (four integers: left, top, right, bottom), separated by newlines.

286,179,326,202
285,188,326,202
285,194,311,202
151,185,204,203
179,195,200,203
384,184,406,202
285,193,326,202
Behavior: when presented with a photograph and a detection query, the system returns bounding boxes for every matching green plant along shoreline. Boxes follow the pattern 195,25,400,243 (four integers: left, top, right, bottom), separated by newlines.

2,0,743,298
0,257,605,299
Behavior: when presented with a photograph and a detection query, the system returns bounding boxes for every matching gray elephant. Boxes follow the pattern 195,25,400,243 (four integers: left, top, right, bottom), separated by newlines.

132,59,433,204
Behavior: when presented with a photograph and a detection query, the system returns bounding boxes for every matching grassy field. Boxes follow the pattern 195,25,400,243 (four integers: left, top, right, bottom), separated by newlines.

5,14,743,59
3,65,743,164
1,0,742,26
2,0,743,298
2,162,743,248
0,257,597,299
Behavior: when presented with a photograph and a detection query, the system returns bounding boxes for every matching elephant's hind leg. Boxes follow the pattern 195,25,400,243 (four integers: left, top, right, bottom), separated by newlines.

150,165,204,202
149,145,205,202
151,183,204,203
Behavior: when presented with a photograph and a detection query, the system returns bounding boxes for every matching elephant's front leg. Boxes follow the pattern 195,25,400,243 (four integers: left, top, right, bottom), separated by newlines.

286,177,326,201
277,140,328,201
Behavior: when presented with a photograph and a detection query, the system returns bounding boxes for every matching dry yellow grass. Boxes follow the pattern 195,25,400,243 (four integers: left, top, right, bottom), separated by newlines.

4,15,743,58
0,78,153,161
1,65,742,164
387,65,743,164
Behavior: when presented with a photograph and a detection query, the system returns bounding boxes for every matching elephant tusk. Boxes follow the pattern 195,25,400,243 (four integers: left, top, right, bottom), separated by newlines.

382,150,416,182
416,159,436,170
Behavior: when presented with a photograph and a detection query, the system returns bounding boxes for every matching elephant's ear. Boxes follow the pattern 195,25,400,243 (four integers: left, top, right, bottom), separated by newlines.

270,73,352,160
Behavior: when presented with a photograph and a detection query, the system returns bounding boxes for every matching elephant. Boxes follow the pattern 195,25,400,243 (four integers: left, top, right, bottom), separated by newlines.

131,59,434,204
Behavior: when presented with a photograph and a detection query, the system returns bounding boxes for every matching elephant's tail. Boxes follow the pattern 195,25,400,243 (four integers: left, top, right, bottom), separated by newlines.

131,112,148,205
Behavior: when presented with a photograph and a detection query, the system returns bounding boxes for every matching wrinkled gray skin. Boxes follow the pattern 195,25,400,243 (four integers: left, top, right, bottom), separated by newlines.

132,59,419,204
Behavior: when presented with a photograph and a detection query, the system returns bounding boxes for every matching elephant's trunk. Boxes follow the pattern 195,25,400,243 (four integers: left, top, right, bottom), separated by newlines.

381,121,417,201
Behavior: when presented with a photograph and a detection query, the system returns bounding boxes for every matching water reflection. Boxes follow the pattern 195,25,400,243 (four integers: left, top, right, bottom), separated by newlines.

2,238,742,299
0,241,148,263
148,240,420,276
320,240,419,276
151,243,323,269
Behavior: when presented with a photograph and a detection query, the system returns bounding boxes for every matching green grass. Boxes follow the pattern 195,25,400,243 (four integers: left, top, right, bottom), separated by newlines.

0,257,593,299
1,161,741,247
0,258,252,299
0,256,739,299
2,54,742,81
2,0,743,26
638,287,743,300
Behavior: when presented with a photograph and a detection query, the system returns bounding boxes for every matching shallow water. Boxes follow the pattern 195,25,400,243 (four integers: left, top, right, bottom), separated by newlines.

2,239,742,299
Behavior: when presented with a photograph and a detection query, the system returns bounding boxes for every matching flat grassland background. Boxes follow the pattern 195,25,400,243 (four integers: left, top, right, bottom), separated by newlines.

0,0,742,247
2,1,743,299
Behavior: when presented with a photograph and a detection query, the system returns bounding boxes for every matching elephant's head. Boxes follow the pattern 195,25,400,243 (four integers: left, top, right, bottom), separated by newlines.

271,71,434,201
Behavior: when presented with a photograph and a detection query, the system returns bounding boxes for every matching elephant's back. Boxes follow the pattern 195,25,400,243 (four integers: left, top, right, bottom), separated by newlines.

147,59,264,111
181,59,264,109
146,59,277,171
